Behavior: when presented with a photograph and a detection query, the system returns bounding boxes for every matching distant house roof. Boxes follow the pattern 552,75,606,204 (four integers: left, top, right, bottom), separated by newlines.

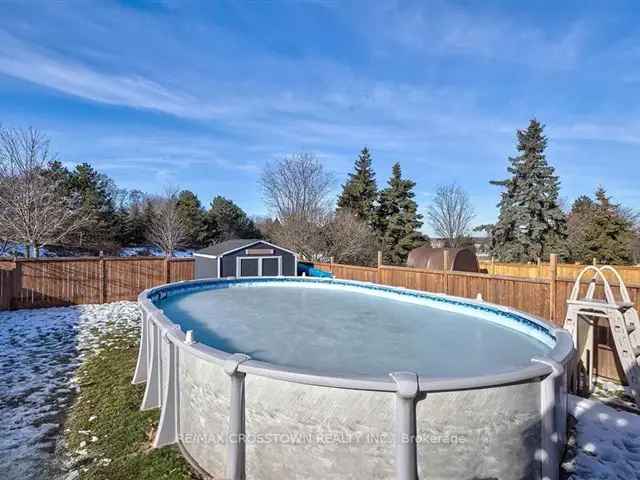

195,239,297,257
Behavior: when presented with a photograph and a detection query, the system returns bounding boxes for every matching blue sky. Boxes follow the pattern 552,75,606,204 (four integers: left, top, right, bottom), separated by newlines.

1,1,639,233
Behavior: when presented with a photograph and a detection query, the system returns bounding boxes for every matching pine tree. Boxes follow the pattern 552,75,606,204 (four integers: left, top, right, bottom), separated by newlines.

207,196,261,242
67,163,119,251
374,163,424,264
337,147,377,224
125,190,147,245
581,188,634,264
490,119,567,262
176,190,208,248
566,195,595,262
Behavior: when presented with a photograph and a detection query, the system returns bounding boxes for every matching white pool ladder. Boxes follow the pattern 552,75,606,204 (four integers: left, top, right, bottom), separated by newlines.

563,265,640,405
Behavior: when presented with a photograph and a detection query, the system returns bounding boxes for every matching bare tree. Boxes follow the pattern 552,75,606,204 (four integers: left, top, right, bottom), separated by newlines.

261,153,333,223
322,210,377,265
145,189,188,257
426,184,475,248
0,127,86,257
268,214,327,261
260,153,333,258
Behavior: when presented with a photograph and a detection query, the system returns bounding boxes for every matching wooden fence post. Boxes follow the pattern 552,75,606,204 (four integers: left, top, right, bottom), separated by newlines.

490,257,495,276
13,259,21,310
164,257,171,284
443,249,450,294
549,254,558,324
537,257,543,279
99,256,106,304
377,251,382,284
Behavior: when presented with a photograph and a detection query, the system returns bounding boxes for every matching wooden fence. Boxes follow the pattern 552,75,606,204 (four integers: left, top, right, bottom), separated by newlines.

0,257,194,310
480,259,640,283
315,259,639,384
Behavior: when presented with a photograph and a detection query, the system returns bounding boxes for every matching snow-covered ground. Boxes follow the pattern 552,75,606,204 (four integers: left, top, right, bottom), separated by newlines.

119,245,193,257
1,302,640,480
0,241,193,258
563,394,640,479
0,302,140,480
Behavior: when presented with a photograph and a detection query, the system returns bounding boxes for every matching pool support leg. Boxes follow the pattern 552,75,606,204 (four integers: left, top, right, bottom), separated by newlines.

225,353,251,480
154,334,180,448
141,322,162,410
532,357,564,480
390,372,419,480
132,310,148,384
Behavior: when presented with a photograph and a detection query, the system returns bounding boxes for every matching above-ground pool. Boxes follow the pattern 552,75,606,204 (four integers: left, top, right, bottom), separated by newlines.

133,277,574,480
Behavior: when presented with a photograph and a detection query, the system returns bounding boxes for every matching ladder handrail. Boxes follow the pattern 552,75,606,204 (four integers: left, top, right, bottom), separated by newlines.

570,266,616,305
599,265,632,304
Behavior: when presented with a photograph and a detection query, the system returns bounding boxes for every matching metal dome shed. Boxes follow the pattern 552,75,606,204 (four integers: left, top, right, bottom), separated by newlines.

406,246,479,272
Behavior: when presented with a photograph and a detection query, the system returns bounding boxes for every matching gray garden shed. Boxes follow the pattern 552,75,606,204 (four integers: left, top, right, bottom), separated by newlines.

194,239,298,279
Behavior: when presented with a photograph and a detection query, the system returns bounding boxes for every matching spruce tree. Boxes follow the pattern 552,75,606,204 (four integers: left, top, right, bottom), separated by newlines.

490,119,567,262
374,163,424,264
581,188,634,264
207,196,261,242
566,195,595,262
337,147,377,224
176,190,208,248
67,163,119,251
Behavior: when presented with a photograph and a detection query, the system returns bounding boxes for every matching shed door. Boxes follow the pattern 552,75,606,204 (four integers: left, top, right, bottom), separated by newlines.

238,258,259,277
262,257,280,276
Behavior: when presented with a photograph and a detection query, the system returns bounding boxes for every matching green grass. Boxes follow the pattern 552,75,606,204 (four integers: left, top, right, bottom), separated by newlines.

63,325,197,480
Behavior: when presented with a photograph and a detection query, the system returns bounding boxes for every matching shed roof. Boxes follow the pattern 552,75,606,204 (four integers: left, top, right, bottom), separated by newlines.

196,239,263,257
195,239,298,258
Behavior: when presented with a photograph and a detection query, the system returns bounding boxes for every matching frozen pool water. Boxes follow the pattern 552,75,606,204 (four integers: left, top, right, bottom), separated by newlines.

157,282,551,378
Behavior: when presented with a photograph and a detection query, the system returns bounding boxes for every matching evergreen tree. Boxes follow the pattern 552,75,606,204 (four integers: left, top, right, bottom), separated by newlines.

207,196,261,242
124,190,147,245
66,163,119,251
374,163,424,264
581,188,634,264
490,119,566,262
337,147,377,224
566,195,595,262
142,199,157,240
176,190,208,248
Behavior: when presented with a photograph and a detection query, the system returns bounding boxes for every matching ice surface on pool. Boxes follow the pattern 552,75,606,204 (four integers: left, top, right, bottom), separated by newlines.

158,283,552,378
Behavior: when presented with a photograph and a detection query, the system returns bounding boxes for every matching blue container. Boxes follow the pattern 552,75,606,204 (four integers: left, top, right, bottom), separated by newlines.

297,261,333,278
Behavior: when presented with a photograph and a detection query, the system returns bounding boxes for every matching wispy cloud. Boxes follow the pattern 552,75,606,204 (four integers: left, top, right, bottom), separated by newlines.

364,2,588,69
554,122,640,145
0,30,222,119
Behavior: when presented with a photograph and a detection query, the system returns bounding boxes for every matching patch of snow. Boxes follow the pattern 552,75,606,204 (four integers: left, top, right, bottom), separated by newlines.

0,302,140,480
119,245,193,257
563,394,640,479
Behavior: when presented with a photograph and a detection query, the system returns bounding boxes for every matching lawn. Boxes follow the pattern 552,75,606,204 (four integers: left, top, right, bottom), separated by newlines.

62,317,196,480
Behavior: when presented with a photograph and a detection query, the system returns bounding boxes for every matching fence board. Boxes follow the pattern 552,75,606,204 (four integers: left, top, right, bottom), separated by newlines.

0,267,15,310
480,260,640,283
314,262,379,283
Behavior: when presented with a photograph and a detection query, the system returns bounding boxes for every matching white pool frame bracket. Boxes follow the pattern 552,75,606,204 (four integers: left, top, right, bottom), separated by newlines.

532,357,564,480
225,353,251,480
390,371,420,480
141,321,163,410
154,331,180,448
132,311,148,384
